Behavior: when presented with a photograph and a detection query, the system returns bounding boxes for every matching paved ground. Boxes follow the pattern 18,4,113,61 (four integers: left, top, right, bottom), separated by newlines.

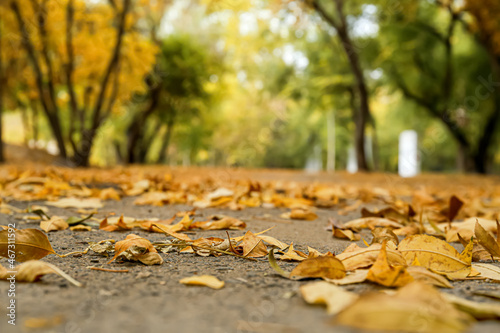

0,167,499,333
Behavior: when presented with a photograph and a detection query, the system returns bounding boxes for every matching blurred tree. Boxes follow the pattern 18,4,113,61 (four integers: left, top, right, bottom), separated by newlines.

0,21,4,162
126,34,220,163
2,0,157,166
379,0,500,173
304,0,372,171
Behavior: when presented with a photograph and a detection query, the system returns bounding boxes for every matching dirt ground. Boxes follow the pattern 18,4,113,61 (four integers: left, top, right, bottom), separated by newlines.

1,168,500,333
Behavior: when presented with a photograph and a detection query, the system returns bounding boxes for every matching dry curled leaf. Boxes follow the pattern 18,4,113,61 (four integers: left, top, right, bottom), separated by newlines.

240,231,268,258
108,234,162,265
280,208,318,221
366,241,413,287
40,216,69,232
99,216,132,232
474,220,500,259
0,261,81,287
0,228,56,262
179,275,224,289
300,281,358,315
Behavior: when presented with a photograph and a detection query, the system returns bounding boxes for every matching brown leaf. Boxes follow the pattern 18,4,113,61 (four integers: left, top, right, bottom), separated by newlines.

99,216,132,232
108,234,162,265
190,217,246,230
279,243,308,261
99,188,121,200
40,216,69,232
335,282,473,332
398,234,472,280
0,229,56,262
281,208,318,221
0,261,81,286
179,275,224,289
366,241,413,287
342,217,404,231
323,269,368,285
370,227,399,246
447,195,464,221
474,220,500,258
332,226,360,241
290,256,346,280
69,225,92,231
240,231,268,258
46,198,102,209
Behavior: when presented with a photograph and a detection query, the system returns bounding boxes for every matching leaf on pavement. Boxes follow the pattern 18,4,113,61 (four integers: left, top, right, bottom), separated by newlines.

472,263,500,281
334,282,473,333
46,198,103,209
99,216,132,232
342,217,404,231
40,216,69,232
179,275,224,289
290,256,346,280
398,234,472,280
366,241,413,287
0,261,82,287
190,217,246,230
406,265,453,288
280,208,318,221
474,220,500,258
300,281,358,315
279,243,307,261
336,243,406,271
324,269,368,285
0,228,56,261
108,234,162,265
241,231,268,258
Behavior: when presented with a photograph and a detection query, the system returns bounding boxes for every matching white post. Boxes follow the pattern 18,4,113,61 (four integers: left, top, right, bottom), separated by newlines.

398,130,419,177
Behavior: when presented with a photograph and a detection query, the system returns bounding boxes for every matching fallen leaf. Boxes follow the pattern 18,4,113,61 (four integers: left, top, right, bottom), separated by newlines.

179,275,224,289
108,234,162,265
472,263,500,281
332,226,360,241
281,208,318,221
447,195,464,221
370,227,399,246
335,282,473,332
190,217,246,230
300,281,358,315
290,256,346,280
406,265,453,288
0,261,81,287
444,293,500,320
69,225,92,231
99,188,121,200
279,243,307,261
0,229,56,261
336,243,406,271
474,220,500,258
40,216,69,232
258,235,288,250
46,198,103,209
99,216,132,232
324,269,368,285
240,231,268,258
342,217,404,231
366,241,413,287
398,234,472,279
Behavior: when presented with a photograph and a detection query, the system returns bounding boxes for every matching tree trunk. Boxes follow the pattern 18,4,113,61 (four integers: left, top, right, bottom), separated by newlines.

157,114,175,164
126,85,161,164
326,110,335,172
